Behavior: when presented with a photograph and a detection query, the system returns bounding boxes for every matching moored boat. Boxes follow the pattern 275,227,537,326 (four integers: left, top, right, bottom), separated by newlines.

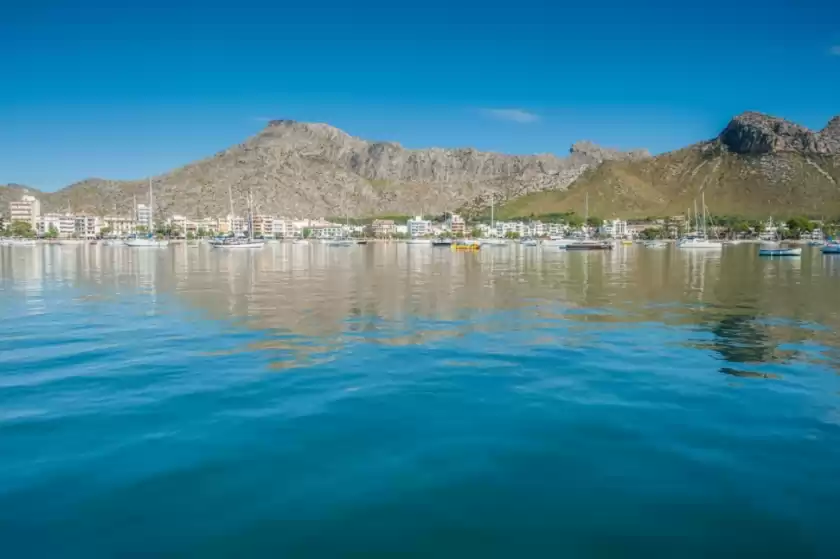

759,244,802,257
432,239,452,247
565,240,613,251
821,243,840,254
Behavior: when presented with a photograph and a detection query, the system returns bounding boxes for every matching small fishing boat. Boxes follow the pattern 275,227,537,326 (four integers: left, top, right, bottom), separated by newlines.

758,243,801,257
452,240,480,251
565,240,613,251
432,239,453,247
644,241,667,248
808,240,826,247
325,238,355,247
520,238,539,247
620,238,633,246
355,239,368,245
542,237,577,248
821,243,840,254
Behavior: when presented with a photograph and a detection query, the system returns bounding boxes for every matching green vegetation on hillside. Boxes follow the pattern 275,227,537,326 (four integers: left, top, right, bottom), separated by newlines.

498,143,840,220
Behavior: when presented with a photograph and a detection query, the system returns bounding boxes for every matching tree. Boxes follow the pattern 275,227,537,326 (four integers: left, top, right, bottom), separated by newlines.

186,232,195,240
639,227,661,240
786,216,813,238
504,231,520,239
9,221,34,238
136,225,148,234
565,214,584,228
196,227,207,238
586,216,601,229
99,226,113,238
43,224,59,239
302,228,312,239
470,227,483,238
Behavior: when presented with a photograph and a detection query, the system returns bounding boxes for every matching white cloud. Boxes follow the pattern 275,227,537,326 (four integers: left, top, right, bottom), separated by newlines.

830,46,840,56
480,108,540,124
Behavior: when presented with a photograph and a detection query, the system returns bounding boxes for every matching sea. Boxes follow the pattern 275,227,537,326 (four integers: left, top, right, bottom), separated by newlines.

1,242,839,558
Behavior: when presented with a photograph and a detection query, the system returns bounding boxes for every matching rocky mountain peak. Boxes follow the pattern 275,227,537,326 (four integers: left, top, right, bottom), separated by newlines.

570,140,650,161
719,111,840,155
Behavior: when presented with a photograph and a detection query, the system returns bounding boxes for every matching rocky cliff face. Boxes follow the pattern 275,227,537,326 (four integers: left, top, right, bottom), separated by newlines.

720,111,840,155
3,122,647,219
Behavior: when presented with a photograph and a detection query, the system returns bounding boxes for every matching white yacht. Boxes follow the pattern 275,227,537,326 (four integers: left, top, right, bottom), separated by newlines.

406,238,431,245
677,195,721,250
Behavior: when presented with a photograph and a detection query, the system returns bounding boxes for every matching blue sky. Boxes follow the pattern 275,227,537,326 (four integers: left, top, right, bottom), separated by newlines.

2,0,839,190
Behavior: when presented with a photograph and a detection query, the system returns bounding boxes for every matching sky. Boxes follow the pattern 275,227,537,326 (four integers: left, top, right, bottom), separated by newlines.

1,0,839,191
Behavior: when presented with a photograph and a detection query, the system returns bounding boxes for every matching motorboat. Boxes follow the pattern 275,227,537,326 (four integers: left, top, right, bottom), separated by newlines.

126,236,170,248
432,239,453,247
520,238,539,247
758,243,801,257
644,241,667,248
821,243,840,254
542,237,577,248
565,239,613,251
325,238,355,247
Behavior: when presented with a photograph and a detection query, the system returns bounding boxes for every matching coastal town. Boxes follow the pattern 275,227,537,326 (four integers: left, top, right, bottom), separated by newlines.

0,192,836,245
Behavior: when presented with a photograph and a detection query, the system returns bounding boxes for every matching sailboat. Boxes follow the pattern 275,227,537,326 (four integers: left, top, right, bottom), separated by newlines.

326,198,356,246
125,179,170,247
565,192,612,250
677,193,721,249
480,196,506,246
211,188,265,249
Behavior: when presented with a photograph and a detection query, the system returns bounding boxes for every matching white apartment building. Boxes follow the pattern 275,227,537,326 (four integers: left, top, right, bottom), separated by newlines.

494,221,526,237
227,215,248,236
38,213,76,238
103,215,136,236
600,219,628,238
74,215,101,239
407,216,432,237
446,213,466,235
9,195,41,228
309,224,343,238
271,218,301,238
136,204,152,230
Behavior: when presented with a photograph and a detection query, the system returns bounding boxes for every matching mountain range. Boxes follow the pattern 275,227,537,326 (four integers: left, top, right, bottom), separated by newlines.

2,111,839,220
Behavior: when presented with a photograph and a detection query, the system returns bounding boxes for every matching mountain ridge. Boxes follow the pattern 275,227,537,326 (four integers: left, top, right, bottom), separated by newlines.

1,120,648,218
499,112,840,220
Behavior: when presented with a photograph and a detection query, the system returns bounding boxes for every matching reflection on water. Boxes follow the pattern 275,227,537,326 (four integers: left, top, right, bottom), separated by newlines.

2,243,840,557
2,243,838,375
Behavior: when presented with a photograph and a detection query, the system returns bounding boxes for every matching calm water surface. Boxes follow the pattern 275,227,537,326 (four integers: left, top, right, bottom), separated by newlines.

1,243,839,557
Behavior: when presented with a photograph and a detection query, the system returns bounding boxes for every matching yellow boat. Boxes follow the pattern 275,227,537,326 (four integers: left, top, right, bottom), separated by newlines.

452,241,481,252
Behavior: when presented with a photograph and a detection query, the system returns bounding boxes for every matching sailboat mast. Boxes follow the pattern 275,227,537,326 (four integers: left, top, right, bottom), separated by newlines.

702,192,707,236
149,178,154,234
693,199,699,234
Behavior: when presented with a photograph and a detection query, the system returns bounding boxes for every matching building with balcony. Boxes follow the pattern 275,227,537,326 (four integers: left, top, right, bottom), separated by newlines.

372,219,397,237
102,215,136,236
38,213,76,238
136,204,152,231
74,215,101,239
407,216,432,238
446,213,466,236
9,195,41,228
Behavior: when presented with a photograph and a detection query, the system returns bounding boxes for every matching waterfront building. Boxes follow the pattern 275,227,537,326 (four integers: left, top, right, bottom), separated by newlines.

74,215,101,239
309,223,343,238
372,219,397,237
9,195,41,228
136,204,152,230
251,215,274,238
446,213,466,236
601,219,629,238
102,215,136,236
407,216,432,237
38,213,76,238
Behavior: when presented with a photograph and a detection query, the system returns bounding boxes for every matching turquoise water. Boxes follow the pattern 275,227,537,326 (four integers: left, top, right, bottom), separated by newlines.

1,243,839,557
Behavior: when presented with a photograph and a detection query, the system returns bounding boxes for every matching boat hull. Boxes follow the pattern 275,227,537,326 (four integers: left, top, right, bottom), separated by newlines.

125,239,170,247
565,242,613,251
210,241,264,249
759,248,802,257
821,245,840,254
